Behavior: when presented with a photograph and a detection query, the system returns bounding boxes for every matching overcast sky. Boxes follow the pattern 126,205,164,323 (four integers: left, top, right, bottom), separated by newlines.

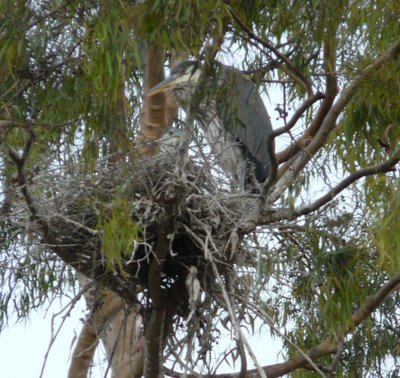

0,294,284,378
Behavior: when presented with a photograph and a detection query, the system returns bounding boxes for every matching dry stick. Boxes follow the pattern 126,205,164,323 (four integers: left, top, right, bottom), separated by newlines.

226,277,248,378
207,252,266,378
212,267,264,378
184,221,248,373
40,285,90,378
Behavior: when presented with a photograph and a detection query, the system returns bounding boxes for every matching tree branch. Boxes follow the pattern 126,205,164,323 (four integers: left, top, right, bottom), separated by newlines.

267,38,400,206
265,150,400,222
276,14,339,165
165,272,400,378
263,272,400,377
226,5,313,95
8,128,48,233
272,92,325,140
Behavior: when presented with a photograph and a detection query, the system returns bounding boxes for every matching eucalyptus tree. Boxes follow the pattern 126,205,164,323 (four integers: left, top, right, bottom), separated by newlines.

1,1,400,377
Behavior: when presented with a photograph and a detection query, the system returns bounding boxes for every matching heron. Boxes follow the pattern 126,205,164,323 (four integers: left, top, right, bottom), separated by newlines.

158,127,183,153
145,61,274,190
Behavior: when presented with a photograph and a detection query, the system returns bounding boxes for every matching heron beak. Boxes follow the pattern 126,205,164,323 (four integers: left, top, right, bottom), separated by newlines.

144,73,186,97
144,68,200,97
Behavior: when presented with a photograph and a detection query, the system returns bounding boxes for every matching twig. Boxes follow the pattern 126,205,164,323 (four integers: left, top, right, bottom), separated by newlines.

263,272,400,377
208,256,266,378
165,272,400,378
40,284,90,378
268,38,400,206
272,92,325,139
226,5,313,95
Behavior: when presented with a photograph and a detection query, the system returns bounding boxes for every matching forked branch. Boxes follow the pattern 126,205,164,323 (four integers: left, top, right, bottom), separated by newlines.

268,38,400,206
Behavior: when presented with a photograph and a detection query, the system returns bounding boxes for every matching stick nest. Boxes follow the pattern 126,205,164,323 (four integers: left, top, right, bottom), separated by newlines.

27,149,255,310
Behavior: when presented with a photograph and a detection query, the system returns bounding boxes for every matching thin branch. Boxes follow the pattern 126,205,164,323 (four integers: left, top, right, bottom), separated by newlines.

256,84,324,202
40,286,88,378
263,272,400,377
265,150,400,222
8,129,48,233
272,91,325,155
67,320,99,378
276,24,339,165
0,117,84,130
226,5,313,95
165,273,400,378
208,256,266,378
268,38,400,206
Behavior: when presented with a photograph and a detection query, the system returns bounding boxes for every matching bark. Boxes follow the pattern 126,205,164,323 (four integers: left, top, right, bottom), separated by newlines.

138,45,168,156
71,276,144,378
68,320,98,378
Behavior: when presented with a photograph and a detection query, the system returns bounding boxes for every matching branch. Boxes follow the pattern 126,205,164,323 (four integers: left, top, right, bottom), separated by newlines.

8,129,47,232
276,20,339,165
266,150,400,222
263,272,400,377
145,227,169,378
226,5,313,95
145,192,179,378
256,90,324,202
268,38,400,205
40,286,88,378
272,92,325,139
165,273,400,378
209,256,266,378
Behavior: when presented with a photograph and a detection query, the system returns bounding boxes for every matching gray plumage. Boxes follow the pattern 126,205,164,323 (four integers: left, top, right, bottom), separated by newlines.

146,61,274,190
158,127,183,153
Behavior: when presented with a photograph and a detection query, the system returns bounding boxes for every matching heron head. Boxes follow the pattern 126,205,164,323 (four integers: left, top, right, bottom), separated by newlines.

158,127,183,152
145,61,201,97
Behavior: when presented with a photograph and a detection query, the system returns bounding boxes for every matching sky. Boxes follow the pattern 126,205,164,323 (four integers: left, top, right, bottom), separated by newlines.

0,296,112,378
0,295,283,378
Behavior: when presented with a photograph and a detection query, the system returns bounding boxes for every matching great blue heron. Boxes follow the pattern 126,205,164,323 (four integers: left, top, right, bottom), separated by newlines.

146,61,274,190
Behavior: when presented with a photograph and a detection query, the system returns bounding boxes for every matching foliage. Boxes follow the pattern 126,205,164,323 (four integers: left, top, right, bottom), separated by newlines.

0,0,399,377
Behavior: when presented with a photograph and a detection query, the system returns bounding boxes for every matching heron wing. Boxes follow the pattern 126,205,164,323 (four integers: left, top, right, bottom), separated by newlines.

216,68,273,181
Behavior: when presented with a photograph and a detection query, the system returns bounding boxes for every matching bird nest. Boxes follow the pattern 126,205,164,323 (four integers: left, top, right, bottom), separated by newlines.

25,148,255,310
